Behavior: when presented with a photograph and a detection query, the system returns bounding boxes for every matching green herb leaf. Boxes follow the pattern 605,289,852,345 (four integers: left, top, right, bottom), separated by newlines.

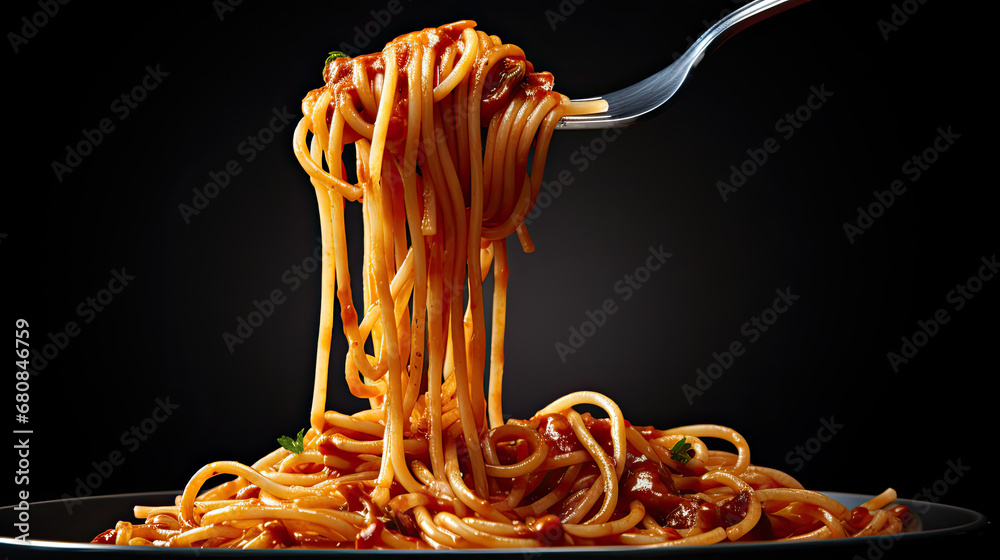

325,50,348,66
669,437,693,464
278,428,306,454
322,51,349,79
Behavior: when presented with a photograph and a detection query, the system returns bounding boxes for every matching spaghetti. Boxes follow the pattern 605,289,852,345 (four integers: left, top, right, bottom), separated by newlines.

93,21,910,549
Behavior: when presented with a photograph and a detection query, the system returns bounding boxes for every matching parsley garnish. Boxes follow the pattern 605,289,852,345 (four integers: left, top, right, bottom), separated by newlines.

323,51,349,79
669,437,693,464
325,50,348,66
278,428,306,454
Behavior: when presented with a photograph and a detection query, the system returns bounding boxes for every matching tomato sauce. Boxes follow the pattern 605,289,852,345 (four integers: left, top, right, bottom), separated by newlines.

91,528,116,544
618,443,687,524
355,518,384,549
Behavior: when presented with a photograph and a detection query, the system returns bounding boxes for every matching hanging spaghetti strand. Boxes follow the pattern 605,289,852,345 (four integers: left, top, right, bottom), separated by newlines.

93,21,909,550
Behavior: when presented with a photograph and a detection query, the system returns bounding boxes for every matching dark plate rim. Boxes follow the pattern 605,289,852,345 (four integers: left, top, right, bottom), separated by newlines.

0,490,989,555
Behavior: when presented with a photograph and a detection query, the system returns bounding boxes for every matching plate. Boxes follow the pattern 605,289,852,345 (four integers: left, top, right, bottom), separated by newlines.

0,491,988,558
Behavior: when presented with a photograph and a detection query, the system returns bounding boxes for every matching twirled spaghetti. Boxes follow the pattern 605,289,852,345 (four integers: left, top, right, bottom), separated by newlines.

93,21,910,549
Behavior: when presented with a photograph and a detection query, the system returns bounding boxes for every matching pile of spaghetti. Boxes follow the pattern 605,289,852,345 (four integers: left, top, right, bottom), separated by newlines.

93,21,910,549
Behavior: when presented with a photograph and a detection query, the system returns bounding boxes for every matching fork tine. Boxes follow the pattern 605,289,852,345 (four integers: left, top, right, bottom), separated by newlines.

556,0,811,130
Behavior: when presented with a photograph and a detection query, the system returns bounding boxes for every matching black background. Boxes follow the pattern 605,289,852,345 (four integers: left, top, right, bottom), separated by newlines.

3,0,993,553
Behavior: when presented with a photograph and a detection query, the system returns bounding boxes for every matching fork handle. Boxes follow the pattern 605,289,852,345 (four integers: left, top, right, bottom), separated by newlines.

687,0,812,66
557,0,812,129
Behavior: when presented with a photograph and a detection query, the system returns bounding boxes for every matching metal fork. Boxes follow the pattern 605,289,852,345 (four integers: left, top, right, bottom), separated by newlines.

557,0,811,130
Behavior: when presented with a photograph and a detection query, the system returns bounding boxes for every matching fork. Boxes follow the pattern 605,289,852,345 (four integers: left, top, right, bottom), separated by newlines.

557,0,812,130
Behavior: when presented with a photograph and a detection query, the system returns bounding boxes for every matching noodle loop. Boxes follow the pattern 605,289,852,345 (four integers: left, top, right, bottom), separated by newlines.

94,21,907,550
